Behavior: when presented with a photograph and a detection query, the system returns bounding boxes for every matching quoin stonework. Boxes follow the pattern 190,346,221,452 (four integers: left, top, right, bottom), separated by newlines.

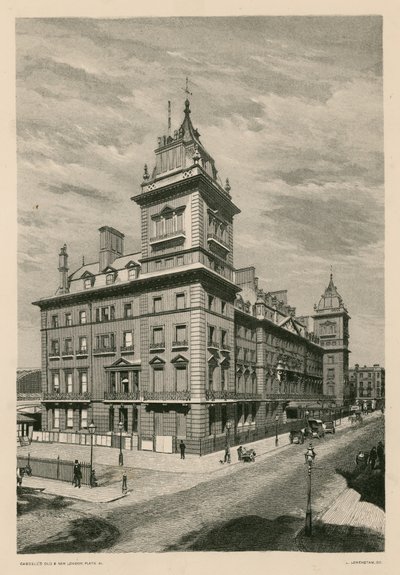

33,98,352,454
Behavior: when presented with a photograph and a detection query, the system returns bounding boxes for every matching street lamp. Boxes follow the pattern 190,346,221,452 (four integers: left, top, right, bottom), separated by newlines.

118,420,124,466
275,414,279,447
88,420,96,488
304,443,316,536
226,420,232,448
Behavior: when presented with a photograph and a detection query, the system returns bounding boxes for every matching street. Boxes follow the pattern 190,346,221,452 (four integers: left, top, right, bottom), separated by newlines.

18,416,384,553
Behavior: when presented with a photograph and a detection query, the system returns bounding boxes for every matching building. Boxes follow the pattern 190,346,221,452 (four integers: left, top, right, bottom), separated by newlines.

348,364,385,409
17,368,42,440
32,98,350,454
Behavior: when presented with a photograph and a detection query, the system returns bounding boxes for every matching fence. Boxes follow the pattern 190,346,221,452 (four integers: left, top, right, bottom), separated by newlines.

31,430,138,451
17,455,91,485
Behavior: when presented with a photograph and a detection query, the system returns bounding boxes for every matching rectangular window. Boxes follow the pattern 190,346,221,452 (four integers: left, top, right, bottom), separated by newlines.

53,408,60,429
65,313,72,326
79,310,87,324
79,336,87,353
110,372,116,392
67,408,74,428
51,315,59,328
79,371,88,393
106,273,114,285
176,256,184,266
221,367,226,390
153,297,162,313
221,329,227,348
328,355,334,364
208,295,214,310
175,365,187,391
66,372,73,394
80,409,88,429
221,301,226,314
84,278,92,290
152,327,164,345
165,258,174,268
176,293,186,310
50,339,60,355
121,372,129,393
124,303,133,318
175,325,187,344
155,260,162,270
208,325,215,345
128,267,138,281
96,306,115,322
153,368,164,392
123,331,133,348
52,372,60,393
64,338,73,354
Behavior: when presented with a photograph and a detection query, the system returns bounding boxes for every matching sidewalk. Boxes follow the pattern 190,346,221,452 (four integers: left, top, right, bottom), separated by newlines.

17,413,369,477
19,476,128,503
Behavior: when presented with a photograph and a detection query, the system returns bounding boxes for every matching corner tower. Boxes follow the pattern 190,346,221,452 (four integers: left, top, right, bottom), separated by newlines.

312,273,351,406
131,98,241,444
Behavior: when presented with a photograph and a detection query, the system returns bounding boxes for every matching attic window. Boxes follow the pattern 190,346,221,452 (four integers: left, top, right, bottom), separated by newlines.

106,273,115,285
84,278,92,289
128,267,138,281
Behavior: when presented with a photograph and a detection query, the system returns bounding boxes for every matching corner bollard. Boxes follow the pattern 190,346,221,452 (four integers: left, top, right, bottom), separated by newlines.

122,472,128,494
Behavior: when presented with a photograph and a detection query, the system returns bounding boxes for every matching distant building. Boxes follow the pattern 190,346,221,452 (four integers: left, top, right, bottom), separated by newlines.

348,364,385,409
32,98,350,453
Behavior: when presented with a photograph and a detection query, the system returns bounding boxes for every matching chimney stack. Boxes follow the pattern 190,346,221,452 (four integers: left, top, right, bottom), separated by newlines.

99,226,124,271
57,244,69,294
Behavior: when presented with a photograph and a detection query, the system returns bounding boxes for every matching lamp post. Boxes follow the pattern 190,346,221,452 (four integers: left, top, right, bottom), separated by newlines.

304,443,316,536
275,414,279,447
226,420,232,448
118,420,124,466
88,420,96,488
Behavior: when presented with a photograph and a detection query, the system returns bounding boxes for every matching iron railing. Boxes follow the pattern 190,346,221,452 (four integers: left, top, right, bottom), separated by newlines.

42,392,91,401
121,345,134,352
143,390,191,401
207,233,230,250
17,455,91,485
104,391,141,401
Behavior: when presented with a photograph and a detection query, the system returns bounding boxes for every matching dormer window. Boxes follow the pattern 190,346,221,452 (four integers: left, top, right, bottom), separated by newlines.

106,273,115,285
128,267,138,281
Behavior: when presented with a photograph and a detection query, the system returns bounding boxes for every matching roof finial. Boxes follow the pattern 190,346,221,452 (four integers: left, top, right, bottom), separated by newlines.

143,163,150,181
183,76,192,97
330,264,333,281
82,255,85,266
168,101,171,137
224,178,231,193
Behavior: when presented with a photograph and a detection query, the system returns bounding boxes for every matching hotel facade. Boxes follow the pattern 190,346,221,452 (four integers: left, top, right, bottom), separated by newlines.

33,99,351,454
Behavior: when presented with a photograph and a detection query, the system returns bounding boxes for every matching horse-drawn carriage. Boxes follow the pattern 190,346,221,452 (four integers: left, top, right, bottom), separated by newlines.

238,446,256,462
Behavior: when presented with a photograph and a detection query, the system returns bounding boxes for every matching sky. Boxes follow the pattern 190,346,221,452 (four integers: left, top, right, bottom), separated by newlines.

16,16,384,368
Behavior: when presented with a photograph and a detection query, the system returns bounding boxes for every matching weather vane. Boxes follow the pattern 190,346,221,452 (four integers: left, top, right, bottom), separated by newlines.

182,77,192,97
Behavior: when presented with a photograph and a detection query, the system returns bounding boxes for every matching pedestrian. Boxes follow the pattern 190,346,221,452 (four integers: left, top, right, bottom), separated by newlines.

368,446,378,470
355,450,366,468
224,445,231,464
237,445,243,461
179,440,186,460
16,467,23,488
72,459,82,488
377,441,385,470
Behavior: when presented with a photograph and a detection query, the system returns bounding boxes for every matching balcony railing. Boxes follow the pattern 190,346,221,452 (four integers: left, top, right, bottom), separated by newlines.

104,391,141,401
207,340,219,349
205,390,262,401
93,346,116,355
220,343,231,351
48,352,60,359
267,392,333,401
62,350,74,358
120,345,134,353
172,340,188,348
76,349,88,356
143,390,191,401
207,233,230,251
43,392,91,401
149,230,186,245
150,342,165,350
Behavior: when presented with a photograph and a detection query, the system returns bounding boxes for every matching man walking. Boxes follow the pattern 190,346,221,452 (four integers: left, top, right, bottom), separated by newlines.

179,440,186,460
224,445,231,464
377,441,385,471
368,446,378,470
72,459,82,488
